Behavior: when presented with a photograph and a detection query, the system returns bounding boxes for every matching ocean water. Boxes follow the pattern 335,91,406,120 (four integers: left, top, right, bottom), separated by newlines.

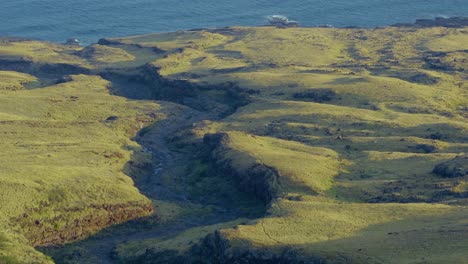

0,0,467,45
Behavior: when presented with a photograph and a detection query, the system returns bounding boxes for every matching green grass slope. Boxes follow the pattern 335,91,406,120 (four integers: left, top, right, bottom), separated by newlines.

0,24,466,263
108,25,467,263
0,69,162,262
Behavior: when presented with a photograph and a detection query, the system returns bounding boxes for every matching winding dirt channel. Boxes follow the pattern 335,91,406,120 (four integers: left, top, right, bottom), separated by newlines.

41,102,261,263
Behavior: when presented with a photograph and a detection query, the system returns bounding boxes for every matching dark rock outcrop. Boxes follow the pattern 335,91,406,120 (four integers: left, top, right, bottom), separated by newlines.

65,38,80,46
393,17,468,28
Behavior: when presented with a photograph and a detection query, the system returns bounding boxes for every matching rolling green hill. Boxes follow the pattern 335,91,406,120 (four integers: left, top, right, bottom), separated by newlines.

0,22,466,263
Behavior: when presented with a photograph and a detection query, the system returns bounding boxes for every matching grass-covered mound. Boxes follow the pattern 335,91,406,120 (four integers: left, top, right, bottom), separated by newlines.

0,71,37,91
0,39,88,66
105,25,467,263
203,132,340,202
0,68,162,262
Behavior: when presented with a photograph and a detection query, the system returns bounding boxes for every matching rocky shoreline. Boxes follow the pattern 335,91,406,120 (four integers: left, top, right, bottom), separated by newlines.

392,16,468,28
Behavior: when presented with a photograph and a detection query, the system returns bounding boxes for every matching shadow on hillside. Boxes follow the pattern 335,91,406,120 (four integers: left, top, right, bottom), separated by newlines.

179,209,468,264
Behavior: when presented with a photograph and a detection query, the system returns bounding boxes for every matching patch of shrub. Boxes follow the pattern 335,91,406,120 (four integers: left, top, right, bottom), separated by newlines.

293,89,336,103
428,132,443,140
403,73,439,85
412,144,438,153
433,156,468,178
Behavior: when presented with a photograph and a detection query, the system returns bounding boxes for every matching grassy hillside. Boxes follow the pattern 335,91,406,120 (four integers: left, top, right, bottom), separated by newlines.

0,67,162,262
0,23,466,263
106,25,467,263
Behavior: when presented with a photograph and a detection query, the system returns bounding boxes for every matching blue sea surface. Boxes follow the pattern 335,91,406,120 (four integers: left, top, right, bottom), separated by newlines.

0,0,467,45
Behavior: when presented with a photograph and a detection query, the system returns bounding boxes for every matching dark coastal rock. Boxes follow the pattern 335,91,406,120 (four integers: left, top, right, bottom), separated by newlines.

393,17,468,28
65,38,80,46
97,38,114,45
